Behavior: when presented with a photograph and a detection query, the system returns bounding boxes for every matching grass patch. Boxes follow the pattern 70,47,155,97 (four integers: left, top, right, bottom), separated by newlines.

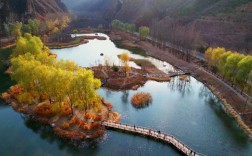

131,92,152,108
114,40,147,57
133,59,156,68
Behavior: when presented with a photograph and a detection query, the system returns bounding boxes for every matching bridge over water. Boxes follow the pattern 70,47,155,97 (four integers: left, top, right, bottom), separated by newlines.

102,121,200,156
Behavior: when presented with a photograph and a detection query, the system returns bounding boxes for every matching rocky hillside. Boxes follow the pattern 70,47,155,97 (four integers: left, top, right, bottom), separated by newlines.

63,0,252,53
0,0,68,23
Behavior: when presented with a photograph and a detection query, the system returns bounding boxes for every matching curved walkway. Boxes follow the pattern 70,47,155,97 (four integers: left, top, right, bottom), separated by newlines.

102,121,200,156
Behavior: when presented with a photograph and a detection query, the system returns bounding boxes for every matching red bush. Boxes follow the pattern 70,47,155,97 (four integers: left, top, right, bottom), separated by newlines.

34,103,54,117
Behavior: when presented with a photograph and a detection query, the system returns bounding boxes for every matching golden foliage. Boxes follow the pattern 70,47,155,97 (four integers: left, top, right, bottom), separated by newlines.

85,113,102,121
131,92,152,108
9,85,22,98
69,117,89,130
60,103,72,116
34,102,54,117
16,92,35,105
62,122,70,129
1,92,10,101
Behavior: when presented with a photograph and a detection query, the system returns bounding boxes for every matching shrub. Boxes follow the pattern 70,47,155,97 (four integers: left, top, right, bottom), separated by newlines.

85,113,93,119
69,117,78,125
16,92,35,105
62,122,70,129
102,100,112,107
51,102,61,114
69,116,88,130
90,122,101,129
85,113,102,121
9,85,22,98
131,92,152,108
1,92,10,101
81,124,89,130
60,103,72,116
40,94,48,101
34,102,54,117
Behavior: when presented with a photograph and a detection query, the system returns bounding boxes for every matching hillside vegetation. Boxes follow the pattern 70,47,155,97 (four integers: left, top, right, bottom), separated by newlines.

63,0,252,53
0,0,68,24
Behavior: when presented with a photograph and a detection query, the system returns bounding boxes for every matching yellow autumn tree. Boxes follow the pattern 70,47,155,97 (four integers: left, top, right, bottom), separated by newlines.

120,52,131,77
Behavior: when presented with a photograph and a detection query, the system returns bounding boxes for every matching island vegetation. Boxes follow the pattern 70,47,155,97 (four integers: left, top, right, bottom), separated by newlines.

131,92,152,108
1,33,120,140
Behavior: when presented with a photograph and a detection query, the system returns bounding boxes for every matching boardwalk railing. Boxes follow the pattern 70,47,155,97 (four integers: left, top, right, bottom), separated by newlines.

144,71,190,78
102,121,200,156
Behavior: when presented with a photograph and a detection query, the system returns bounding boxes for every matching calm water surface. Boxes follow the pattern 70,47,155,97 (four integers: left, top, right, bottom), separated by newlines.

0,34,252,156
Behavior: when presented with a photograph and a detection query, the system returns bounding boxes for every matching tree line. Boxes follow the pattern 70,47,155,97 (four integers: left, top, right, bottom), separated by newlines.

10,33,102,114
150,18,199,62
0,16,70,38
205,47,252,94
111,19,150,39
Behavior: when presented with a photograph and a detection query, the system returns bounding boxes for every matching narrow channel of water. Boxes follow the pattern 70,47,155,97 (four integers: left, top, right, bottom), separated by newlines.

0,34,252,155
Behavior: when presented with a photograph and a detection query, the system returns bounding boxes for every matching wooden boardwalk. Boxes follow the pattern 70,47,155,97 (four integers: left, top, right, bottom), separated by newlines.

144,71,190,78
102,121,200,156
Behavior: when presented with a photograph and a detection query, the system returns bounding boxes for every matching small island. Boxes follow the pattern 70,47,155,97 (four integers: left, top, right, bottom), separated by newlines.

1,33,120,141
91,52,189,90
44,34,107,49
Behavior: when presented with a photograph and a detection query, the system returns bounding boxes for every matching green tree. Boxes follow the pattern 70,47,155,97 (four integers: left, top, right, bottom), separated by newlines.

12,33,45,57
139,26,150,39
11,21,23,38
10,33,102,115
22,24,32,34
224,53,245,84
205,47,213,69
211,47,225,67
248,71,252,95
236,56,252,93
218,51,232,78
28,19,40,35
129,24,136,33
3,23,11,37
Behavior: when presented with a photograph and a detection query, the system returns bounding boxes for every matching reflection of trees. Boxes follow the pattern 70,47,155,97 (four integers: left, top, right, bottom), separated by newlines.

167,77,192,97
199,85,213,100
0,100,9,108
22,116,102,154
105,89,112,98
121,91,129,104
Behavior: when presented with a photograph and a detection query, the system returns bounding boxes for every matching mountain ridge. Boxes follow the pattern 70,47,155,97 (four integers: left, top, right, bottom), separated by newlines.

0,0,68,24
63,0,252,52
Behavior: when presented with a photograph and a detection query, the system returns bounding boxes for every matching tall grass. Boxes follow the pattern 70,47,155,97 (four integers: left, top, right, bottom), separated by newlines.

131,92,152,108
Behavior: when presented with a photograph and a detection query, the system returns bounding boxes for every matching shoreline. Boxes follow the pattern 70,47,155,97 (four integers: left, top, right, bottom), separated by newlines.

46,35,106,49
1,88,120,141
108,30,252,139
47,39,88,49
91,65,178,91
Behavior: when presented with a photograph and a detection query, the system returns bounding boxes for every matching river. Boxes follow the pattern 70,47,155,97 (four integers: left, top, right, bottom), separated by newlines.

0,34,251,155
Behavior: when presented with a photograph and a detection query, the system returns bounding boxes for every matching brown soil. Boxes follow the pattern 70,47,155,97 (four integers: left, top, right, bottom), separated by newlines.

109,30,252,138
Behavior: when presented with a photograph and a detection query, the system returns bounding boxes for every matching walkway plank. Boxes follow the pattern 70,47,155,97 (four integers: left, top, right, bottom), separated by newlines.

102,121,200,156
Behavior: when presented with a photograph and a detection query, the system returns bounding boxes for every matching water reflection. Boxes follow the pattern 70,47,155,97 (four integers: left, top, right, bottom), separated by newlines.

167,77,192,97
105,89,113,98
121,91,129,104
22,115,104,154
198,85,213,100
